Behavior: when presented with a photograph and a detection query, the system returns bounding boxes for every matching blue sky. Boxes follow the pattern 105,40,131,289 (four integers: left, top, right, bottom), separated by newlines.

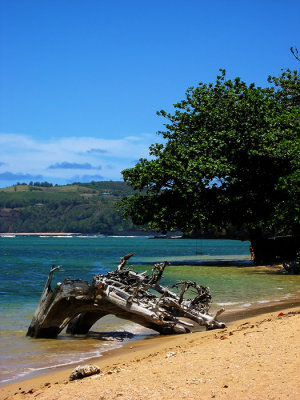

0,0,299,188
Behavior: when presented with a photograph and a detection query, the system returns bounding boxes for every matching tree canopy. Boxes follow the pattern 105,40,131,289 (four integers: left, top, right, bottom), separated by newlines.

120,69,300,239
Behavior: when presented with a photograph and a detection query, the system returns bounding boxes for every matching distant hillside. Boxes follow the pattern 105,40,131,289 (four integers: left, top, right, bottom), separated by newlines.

0,181,146,234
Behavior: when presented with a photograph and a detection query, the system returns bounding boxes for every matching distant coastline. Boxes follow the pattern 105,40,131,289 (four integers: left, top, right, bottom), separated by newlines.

1,232,80,236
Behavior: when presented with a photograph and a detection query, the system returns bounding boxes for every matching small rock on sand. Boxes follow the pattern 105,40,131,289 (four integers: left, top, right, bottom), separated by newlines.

69,365,101,381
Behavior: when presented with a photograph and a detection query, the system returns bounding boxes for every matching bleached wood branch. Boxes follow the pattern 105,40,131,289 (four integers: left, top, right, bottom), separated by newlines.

27,254,226,338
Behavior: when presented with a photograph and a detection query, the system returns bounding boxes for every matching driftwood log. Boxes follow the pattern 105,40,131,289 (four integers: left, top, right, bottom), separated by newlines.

27,253,225,338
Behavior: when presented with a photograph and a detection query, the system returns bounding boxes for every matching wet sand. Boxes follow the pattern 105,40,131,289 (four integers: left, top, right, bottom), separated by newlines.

1,303,299,400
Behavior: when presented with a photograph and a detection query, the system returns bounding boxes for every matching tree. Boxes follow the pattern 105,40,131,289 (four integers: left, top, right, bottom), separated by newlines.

120,69,300,263
291,47,300,62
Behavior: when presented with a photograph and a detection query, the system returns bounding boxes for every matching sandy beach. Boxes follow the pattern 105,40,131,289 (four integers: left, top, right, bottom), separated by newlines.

1,305,299,400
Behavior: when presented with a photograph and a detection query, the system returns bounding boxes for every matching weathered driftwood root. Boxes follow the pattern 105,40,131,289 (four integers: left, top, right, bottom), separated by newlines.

27,253,225,338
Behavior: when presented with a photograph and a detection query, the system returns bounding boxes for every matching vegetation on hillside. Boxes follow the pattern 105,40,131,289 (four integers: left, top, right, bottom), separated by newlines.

0,181,143,234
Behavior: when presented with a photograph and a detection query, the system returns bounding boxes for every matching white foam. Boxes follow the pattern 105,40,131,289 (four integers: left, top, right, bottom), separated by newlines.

0,341,123,385
216,301,240,306
40,235,73,238
0,370,29,384
107,235,151,238
53,235,73,238
282,294,292,299
78,235,101,238
241,303,252,307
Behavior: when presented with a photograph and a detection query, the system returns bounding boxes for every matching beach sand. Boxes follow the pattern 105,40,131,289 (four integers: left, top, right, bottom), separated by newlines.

1,305,299,400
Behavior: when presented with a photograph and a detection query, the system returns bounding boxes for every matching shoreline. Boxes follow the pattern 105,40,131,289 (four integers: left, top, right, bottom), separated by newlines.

1,299,300,398
2,296,299,387
0,265,297,388
2,303,299,400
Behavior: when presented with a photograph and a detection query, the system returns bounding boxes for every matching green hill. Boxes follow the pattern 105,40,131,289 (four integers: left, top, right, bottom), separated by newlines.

0,181,145,234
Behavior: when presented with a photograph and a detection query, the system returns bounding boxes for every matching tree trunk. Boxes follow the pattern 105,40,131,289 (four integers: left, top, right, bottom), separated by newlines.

250,231,300,265
27,254,225,338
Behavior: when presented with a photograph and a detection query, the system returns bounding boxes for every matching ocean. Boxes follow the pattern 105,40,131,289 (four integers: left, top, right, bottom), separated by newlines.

0,235,299,385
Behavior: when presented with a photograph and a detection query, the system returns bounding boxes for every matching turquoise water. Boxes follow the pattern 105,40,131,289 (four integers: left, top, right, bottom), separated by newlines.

0,235,299,385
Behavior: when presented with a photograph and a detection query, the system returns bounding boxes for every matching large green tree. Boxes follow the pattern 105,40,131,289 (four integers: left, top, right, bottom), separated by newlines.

120,69,300,262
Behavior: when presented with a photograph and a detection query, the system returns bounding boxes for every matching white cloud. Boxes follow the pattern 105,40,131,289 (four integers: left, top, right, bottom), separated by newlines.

0,132,159,187
47,162,102,170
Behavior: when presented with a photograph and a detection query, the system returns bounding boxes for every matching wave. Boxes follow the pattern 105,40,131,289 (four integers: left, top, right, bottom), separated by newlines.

76,235,105,238
107,235,153,238
0,341,123,385
216,301,241,306
0,235,15,238
39,235,73,238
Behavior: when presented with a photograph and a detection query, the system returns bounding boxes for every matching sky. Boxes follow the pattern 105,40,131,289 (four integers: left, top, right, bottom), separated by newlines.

0,0,299,188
